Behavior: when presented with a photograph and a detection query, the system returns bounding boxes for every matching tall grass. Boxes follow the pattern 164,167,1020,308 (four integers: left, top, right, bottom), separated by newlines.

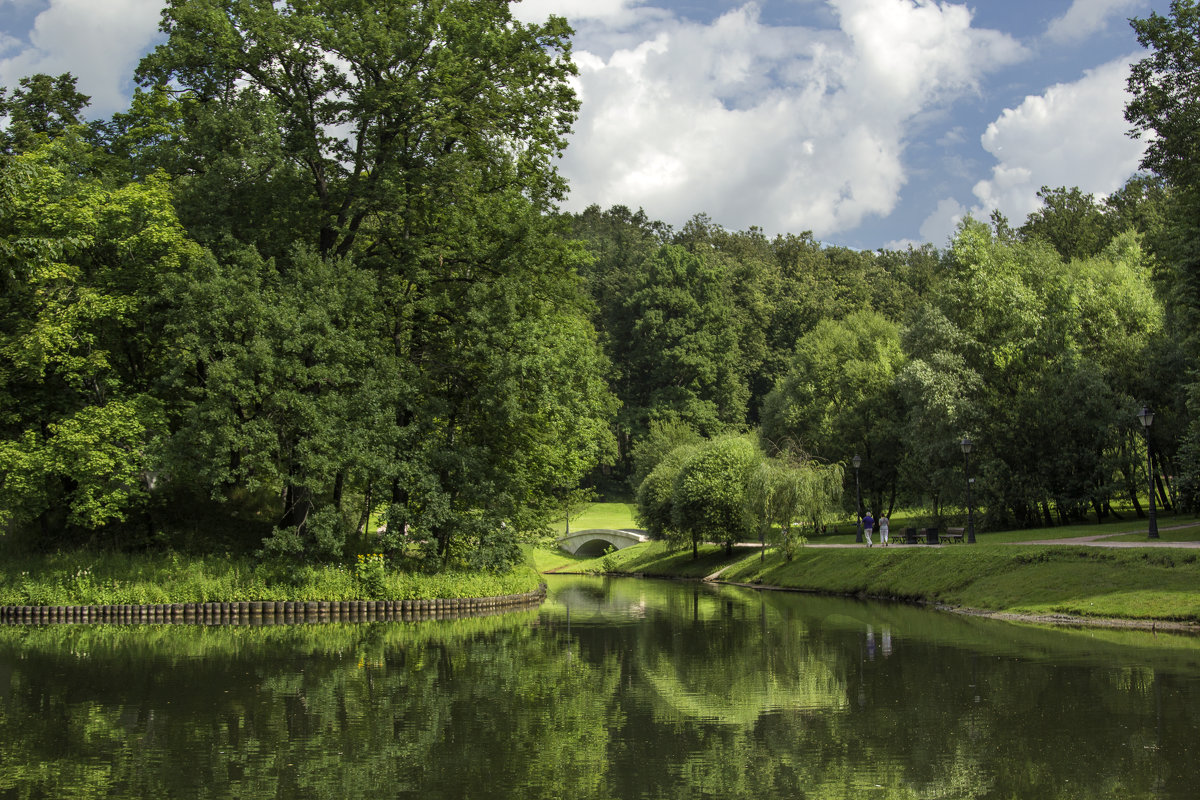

0,550,541,606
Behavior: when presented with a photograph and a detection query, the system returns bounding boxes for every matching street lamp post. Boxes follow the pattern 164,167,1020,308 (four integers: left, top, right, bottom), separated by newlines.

1138,406,1159,540
961,437,976,544
853,454,863,544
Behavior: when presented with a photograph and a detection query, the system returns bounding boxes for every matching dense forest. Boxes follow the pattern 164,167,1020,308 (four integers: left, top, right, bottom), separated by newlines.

2,0,1198,569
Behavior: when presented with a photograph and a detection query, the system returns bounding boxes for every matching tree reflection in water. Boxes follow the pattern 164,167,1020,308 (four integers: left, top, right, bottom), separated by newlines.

1,577,1199,799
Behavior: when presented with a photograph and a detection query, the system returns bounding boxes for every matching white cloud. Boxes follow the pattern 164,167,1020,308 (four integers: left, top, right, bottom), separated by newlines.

937,127,966,146
557,1,1027,237
0,0,164,116
514,0,653,25
0,32,21,58
970,55,1146,225
1045,0,1143,45
834,0,1027,110
916,196,968,248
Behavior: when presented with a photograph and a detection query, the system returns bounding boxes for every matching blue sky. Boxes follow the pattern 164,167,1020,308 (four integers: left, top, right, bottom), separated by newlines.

0,0,1173,249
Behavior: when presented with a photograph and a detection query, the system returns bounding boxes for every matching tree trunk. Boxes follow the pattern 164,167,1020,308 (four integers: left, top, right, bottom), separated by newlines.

1161,453,1179,509
333,470,345,511
1153,451,1173,511
282,484,313,535
357,480,373,534
1155,471,1172,511
1121,463,1145,518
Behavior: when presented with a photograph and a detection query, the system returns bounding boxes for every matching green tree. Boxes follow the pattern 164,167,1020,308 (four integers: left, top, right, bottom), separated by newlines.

913,219,1162,527
746,455,843,560
1126,0,1200,509
135,0,578,260
566,204,671,337
131,0,614,561
1019,186,1117,261
671,435,761,557
0,135,201,541
161,245,382,557
895,304,983,518
760,310,905,517
1126,1,1200,193
0,73,91,154
374,206,618,568
627,418,703,495
616,244,750,439
565,204,672,480
635,442,700,543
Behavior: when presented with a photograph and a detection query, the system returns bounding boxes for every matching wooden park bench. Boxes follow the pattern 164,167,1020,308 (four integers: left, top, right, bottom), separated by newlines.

940,527,965,544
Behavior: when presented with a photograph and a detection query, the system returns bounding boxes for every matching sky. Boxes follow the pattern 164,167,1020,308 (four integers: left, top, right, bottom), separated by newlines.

0,0,1174,249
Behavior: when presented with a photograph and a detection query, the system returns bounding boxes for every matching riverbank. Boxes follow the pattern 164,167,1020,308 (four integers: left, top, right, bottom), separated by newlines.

0,589,546,625
539,540,1200,630
0,550,542,607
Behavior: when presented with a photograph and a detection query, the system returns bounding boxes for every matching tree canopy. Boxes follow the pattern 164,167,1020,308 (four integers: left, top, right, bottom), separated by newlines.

0,2,617,570
2,0,1199,564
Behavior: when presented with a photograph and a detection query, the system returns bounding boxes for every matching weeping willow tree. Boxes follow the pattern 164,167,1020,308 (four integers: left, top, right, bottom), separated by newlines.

747,456,844,561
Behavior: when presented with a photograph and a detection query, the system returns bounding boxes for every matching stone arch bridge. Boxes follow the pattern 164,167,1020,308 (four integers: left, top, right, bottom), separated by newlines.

557,528,648,557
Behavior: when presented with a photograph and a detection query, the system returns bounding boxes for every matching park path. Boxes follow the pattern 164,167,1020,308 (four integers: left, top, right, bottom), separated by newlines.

791,524,1200,549
1018,523,1200,547
724,522,1200,556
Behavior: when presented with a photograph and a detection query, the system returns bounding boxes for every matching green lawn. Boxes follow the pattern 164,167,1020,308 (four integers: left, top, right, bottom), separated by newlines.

524,545,591,573
556,502,639,534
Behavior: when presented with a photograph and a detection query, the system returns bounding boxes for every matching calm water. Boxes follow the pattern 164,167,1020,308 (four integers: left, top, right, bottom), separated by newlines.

2,577,1199,799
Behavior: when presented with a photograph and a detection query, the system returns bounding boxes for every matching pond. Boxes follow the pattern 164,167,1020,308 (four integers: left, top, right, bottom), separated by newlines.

1,576,1199,799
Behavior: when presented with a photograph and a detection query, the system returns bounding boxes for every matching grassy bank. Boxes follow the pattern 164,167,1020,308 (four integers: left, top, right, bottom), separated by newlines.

0,551,542,607
549,538,1200,625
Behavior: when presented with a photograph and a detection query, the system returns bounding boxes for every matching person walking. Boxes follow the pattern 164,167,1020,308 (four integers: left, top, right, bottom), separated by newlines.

879,514,890,546
863,510,875,547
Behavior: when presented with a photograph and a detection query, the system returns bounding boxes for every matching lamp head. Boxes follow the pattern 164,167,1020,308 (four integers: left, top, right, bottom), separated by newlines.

1138,406,1154,429
960,437,973,455
852,454,861,470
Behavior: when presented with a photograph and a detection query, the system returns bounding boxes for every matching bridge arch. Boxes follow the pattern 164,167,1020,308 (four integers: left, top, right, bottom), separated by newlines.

557,528,648,556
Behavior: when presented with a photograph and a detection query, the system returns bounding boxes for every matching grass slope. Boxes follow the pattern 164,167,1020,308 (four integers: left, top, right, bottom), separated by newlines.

549,540,1200,624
